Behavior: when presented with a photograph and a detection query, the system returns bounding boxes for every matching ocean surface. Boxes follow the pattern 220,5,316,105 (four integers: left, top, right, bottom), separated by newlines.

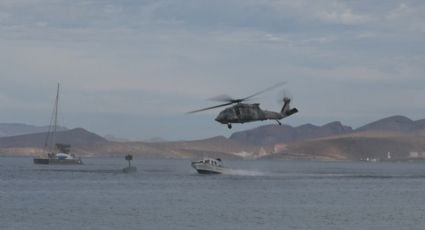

1,157,425,230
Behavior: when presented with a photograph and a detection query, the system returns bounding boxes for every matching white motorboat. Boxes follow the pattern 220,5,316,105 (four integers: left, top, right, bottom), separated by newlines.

191,158,224,174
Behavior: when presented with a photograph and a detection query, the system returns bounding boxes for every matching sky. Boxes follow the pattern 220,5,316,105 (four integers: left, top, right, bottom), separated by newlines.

0,0,424,140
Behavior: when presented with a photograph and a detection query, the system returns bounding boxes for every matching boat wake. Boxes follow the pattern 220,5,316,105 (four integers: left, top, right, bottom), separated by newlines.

35,168,122,174
222,168,268,176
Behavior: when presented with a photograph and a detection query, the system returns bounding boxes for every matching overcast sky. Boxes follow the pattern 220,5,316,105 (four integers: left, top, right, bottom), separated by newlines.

0,0,424,140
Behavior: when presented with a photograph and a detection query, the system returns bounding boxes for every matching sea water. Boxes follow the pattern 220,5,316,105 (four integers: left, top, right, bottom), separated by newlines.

1,157,425,230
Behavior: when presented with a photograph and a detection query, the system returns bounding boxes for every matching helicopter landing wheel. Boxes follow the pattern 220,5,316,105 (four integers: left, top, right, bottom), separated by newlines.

227,124,232,129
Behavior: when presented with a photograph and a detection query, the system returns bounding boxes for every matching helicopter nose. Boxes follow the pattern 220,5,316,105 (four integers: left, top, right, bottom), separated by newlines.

215,114,225,124
215,116,222,123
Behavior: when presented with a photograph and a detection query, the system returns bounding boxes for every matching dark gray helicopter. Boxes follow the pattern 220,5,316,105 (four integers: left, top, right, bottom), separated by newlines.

188,82,298,129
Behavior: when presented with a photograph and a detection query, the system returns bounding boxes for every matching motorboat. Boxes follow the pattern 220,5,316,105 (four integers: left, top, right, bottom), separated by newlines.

191,157,224,174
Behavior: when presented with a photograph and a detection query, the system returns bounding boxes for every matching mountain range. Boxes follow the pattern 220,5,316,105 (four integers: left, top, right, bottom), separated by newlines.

230,121,353,146
0,115,424,161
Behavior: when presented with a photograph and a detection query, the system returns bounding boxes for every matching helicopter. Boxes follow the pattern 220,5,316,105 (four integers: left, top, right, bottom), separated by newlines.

188,82,298,129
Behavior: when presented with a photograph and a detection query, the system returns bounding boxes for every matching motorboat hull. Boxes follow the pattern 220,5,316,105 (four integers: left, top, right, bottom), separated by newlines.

191,162,224,174
196,169,222,174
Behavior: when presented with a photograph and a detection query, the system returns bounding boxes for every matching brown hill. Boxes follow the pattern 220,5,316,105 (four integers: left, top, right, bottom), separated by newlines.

357,115,417,132
0,128,108,149
2,115,425,161
0,132,264,159
268,131,425,161
79,136,265,159
230,121,353,145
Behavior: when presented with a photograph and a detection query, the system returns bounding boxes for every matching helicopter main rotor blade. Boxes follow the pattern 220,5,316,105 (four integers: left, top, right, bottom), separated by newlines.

241,81,287,102
187,102,234,114
187,81,287,114
209,94,236,102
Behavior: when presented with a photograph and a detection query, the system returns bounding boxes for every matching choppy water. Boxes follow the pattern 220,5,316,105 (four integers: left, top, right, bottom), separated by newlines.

1,157,425,230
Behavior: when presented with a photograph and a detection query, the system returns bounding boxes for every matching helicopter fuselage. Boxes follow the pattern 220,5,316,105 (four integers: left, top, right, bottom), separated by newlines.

214,103,284,125
187,82,298,129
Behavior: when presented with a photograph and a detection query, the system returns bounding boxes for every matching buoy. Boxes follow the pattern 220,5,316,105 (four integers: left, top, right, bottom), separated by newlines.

123,154,137,173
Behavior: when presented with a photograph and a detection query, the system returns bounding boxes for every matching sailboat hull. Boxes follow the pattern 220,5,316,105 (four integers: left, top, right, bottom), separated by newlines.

33,158,83,165
33,158,49,164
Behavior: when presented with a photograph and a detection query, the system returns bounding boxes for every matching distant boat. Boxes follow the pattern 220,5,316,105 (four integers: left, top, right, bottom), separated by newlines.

33,84,82,165
191,158,224,174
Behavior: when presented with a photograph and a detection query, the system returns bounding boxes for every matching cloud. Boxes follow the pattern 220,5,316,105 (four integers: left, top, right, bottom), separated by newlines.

318,8,370,25
385,2,425,32
0,0,424,139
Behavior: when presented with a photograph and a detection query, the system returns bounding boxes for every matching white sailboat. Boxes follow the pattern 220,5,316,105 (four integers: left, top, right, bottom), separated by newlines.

33,84,82,165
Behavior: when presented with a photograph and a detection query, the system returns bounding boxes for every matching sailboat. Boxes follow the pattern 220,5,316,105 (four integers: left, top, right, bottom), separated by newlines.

33,84,83,165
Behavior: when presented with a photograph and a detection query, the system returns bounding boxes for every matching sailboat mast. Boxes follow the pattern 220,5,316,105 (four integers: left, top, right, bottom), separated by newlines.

52,83,60,150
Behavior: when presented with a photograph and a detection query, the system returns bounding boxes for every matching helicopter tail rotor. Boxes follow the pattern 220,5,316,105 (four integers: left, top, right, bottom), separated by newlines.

277,89,293,104
280,90,298,116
